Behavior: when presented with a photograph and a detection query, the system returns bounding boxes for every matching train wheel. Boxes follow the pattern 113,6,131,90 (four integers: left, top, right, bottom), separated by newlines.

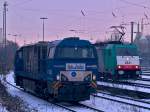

70,101,79,105
43,88,49,100
34,82,40,96
103,73,108,81
23,87,27,92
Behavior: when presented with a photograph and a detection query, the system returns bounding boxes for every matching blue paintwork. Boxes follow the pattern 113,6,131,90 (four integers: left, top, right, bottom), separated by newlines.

14,37,99,101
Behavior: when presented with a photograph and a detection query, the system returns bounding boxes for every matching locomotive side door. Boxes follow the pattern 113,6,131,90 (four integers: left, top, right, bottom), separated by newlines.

37,45,47,73
41,46,47,73
37,46,41,72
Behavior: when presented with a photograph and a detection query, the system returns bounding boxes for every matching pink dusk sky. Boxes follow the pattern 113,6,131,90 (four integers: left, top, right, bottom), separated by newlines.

0,0,150,45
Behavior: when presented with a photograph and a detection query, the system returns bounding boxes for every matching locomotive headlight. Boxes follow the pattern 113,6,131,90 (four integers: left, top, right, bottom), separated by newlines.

135,65,139,69
56,75,60,80
118,65,121,69
92,75,96,80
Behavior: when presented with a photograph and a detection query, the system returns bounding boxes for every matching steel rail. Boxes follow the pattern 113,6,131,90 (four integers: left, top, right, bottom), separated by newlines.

97,90,150,105
6,81,104,112
92,93,150,110
6,81,76,112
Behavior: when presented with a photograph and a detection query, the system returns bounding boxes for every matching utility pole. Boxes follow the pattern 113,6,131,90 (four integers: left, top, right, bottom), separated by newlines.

3,2,8,47
40,17,48,41
137,22,140,33
131,22,134,44
3,1,8,78
141,18,144,34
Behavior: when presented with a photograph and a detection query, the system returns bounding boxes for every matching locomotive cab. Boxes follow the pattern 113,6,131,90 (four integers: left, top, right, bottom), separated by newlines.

47,37,98,101
115,44,141,79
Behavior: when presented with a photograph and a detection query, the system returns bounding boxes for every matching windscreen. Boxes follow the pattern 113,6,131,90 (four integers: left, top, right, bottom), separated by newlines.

116,47,138,56
56,47,95,59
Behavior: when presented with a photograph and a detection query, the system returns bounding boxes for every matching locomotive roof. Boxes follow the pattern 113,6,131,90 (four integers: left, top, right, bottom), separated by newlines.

18,41,49,49
47,37,92,47
18,37,92,50
107,43,136,47
94,41,137,50
94,41,123,47
105,43,137,50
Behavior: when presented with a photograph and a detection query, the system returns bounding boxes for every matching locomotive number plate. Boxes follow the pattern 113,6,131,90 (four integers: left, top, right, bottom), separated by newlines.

66,63,85,71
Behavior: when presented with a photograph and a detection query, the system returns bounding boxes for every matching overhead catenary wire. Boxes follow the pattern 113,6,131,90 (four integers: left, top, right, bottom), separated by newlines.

5,0,150,44
118,0,150,9
10,0,34,7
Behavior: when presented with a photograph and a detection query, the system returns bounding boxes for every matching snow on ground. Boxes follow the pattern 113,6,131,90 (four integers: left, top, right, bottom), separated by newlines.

7,85,69,112
96,92,150,108
142,70,150,75
6,72,71,112
142,71,150,73
0,103,8,112
142,75,150,79
5,71,150,112
81,96,149,112
130,80,150,85
97,81,150,94
141,70,150,78
142,73,150,75
98,70,150,94
141,70,150,80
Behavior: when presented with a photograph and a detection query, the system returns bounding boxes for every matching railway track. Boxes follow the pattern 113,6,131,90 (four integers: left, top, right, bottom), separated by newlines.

99,78,150,89
142,70,150,76
92,91,150,111
97,90,150,106
5,81,104,112
119,81,150,88
142,71,150,73
142,74,150,76
5,81,76,112
141,67,150,71
77,103,103,112
98,70,150,90
97,81,150,95
137,78,150,82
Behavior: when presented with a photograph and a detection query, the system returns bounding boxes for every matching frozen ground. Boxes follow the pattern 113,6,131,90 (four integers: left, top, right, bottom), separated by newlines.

0,103,8,112
131,80,150,85
4,71,150,112
142,70,150,79
98,70,150,94
6,72,71,112
81,96,149,112
142,70,150,75
142,71,150,74
142,75,150,79
97,81,150,94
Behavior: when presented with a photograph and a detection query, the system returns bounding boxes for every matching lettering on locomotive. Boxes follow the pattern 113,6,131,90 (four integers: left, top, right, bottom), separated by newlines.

66,63,85,71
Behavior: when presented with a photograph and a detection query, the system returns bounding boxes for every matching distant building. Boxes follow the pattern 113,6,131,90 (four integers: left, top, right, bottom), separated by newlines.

134,33,150,66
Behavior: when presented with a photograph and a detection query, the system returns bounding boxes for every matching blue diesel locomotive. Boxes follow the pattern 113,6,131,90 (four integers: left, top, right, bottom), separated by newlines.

14,37,98,102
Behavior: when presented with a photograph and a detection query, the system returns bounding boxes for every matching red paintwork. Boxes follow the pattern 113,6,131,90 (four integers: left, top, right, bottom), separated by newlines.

117,65,140,70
